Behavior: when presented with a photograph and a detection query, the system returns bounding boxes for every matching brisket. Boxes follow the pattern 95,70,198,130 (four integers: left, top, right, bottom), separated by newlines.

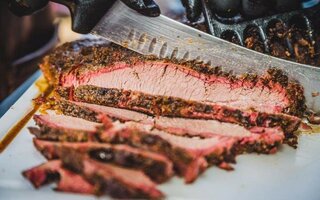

99,120,238,183
30,113,101,142
24,39,308,198
56,88,301,135
33,139,174,183
32,111,285,154
22,160,95,194
30,113,238,183
58,100,286,153
61,150,163,199
41,39,305,117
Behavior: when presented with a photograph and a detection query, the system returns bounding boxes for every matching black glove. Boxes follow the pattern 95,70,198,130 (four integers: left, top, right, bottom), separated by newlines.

8,0,160,33
181,0,301,22
180,0,202,22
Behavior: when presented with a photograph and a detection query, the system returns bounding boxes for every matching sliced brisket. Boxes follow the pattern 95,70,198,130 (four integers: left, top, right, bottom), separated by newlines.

32,110,285,153
61,150,163,199
24,38,308,198
33,139,174,183
30,113,101,142
58,100,286,152
56,88,301,135
100,120,239,183
22,160,95,194
30,113,238,183
41,39,305,117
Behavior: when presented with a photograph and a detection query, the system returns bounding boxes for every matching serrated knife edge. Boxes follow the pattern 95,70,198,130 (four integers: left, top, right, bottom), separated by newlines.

92,0,320,112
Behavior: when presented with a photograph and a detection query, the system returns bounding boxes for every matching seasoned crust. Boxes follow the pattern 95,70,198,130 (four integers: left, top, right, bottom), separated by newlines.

55,86,300,135
40,39,306,117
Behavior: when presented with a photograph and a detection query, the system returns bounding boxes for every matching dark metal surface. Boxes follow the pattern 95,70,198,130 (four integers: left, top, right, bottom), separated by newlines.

202,2,319,46
201,1,320,56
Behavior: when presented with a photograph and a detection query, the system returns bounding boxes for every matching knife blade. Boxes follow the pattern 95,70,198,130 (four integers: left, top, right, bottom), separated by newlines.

91,0,320,112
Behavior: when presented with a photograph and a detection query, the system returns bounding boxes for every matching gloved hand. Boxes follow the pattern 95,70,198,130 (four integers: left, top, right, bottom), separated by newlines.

7,0,160,33
181,0,301,22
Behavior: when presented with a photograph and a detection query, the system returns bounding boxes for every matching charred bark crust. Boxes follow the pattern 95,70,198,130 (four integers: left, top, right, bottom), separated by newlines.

28,126,91,142
40,39,306,117
103,127,237,177
55,85,300,135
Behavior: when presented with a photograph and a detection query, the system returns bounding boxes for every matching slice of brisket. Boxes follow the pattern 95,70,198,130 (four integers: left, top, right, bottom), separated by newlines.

32,111,286,154
22,160,95,194
56,89,301,136
33,139,174,183
24,38,308,198
59,100,283,136
30,113,101,142
100,120,239,183
57,99,288,151
41,39,305,117
30,113,238,183
61,150,163,199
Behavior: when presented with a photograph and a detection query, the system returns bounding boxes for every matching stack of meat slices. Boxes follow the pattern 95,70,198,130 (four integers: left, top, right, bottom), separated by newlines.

23,39,306,199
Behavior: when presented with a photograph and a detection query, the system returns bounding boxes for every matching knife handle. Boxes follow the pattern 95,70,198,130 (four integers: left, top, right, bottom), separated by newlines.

9,0,160,34
8,0,112,33
51,0,114,34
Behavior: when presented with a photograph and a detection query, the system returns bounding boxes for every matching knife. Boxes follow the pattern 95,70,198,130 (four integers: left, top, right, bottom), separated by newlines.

22,0,320,112
92,0,320,112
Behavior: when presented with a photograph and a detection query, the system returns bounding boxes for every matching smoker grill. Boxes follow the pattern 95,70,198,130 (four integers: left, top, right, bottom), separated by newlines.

201,2,320,66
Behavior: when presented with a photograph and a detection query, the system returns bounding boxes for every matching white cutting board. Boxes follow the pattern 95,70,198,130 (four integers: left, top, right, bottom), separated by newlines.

1,75,320,200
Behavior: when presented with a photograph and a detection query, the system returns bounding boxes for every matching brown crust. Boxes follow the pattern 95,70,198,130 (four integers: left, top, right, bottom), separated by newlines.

33,139,173,183
30,114,101,142
30,118,282,157
61,150,163,199
58,99,101,123
22,160,95,194
56,97,296,148
100,125,237,182
28,126,92,142
30,116,237,182
41,39,306,117
238,140,282,154
88,148,171,183
55,85,301,135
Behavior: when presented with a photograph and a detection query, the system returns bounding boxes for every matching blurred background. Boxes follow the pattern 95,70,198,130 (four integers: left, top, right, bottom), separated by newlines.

0,0,185,103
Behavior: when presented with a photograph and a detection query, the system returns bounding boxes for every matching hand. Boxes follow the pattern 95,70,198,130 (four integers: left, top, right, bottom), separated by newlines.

8,0,160,33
